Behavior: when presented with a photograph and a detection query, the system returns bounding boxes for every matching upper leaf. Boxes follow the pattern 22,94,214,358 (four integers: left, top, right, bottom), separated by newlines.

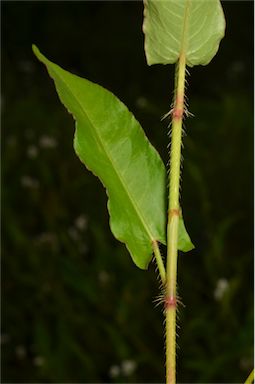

143,0,225,66
33,45,194,269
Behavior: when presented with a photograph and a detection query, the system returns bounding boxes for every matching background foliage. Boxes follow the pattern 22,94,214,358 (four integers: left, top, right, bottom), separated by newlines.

2,1,253,383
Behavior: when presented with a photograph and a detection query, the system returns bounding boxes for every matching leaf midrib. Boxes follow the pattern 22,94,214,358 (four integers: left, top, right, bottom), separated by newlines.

51,65,157,245
179,0,191,58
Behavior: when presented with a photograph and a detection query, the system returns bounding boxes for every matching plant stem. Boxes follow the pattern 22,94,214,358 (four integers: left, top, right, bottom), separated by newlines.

244,369,254,384
165,52,186,384
152,240,166,284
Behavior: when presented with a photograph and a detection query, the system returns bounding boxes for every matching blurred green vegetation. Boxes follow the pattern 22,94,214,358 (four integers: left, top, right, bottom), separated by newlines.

2,1,253,383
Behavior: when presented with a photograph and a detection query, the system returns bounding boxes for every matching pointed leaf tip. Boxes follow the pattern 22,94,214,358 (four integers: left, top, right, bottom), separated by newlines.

32,44,41,59
32,45,49,66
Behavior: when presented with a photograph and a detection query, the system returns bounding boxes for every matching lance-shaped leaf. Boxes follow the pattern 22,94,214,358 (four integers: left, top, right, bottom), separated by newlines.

33,46,194,269
143,0,225,66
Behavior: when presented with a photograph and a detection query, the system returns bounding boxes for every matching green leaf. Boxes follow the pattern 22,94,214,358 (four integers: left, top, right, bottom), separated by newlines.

178,213,194,252
32,45,194,269
143,0,225,66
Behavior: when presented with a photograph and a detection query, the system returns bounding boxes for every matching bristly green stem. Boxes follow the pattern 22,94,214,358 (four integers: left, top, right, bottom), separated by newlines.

165,52,186,384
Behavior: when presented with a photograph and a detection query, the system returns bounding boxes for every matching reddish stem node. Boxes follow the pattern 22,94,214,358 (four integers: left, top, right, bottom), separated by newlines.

168,208,180,218
164,296,177,309
172,108,183,120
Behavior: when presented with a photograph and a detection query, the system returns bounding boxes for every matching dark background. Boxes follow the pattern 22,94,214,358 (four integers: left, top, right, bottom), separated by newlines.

2,1,253,383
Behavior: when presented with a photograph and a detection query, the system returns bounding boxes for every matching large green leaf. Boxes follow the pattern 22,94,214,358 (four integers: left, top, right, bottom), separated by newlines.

143,0,225,66
33,45,194,269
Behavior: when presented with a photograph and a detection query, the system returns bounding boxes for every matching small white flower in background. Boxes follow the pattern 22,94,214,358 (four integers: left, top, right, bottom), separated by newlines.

15,345,26,359
109,364,120,378
121,359,137,376
98,270,110,285
39,135,58,149
33,356,45,367
74,214,88,231
214,278,229,301
27,145,39,159
21,175,39,189
135,96,148,109
35,232,57,246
